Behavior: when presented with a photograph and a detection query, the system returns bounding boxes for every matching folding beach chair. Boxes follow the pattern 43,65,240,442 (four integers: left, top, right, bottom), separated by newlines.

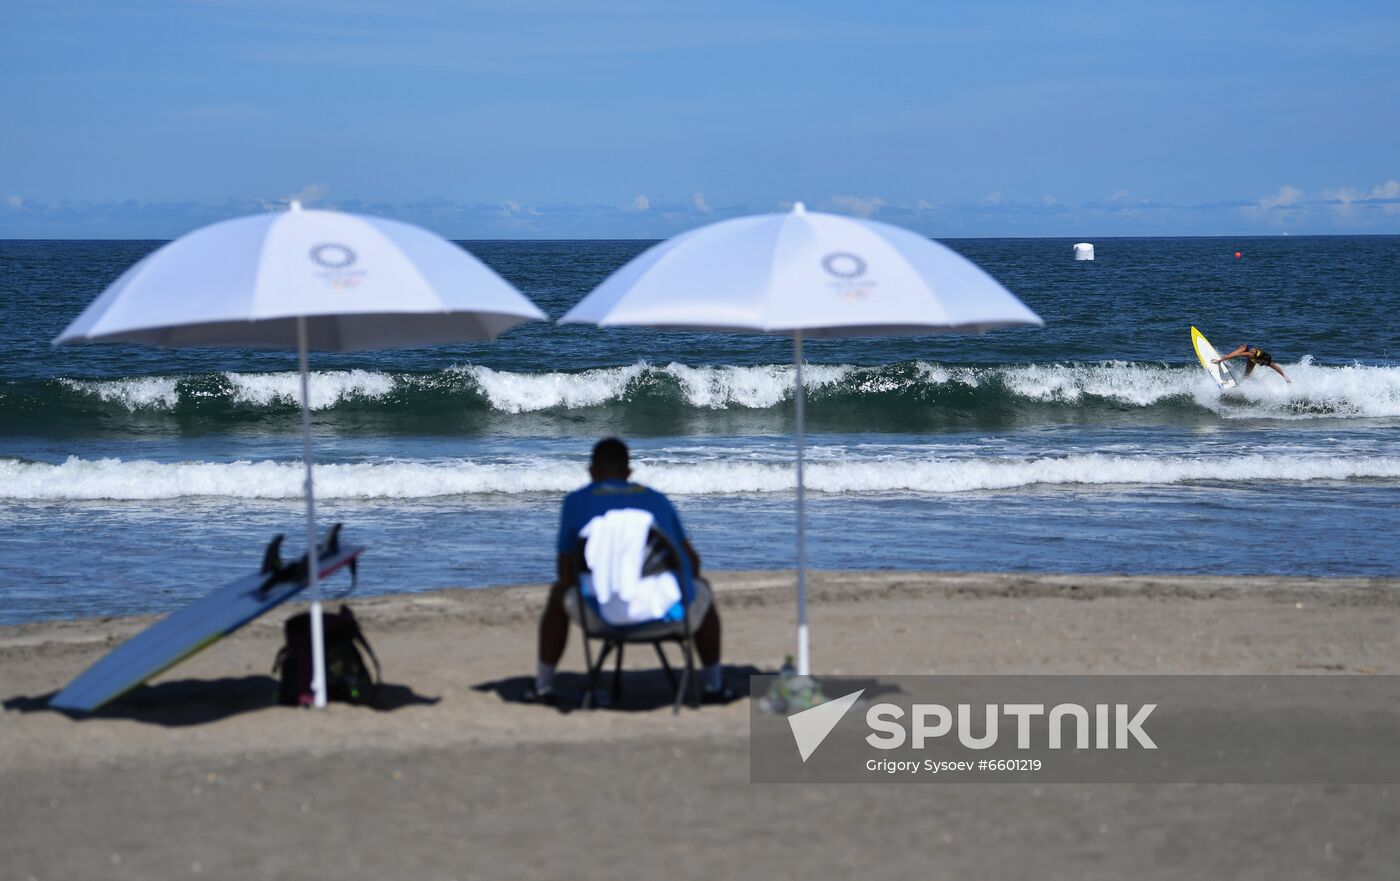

570,522,702,713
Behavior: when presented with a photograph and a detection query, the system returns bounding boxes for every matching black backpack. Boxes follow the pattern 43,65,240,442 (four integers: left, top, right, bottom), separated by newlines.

273,604,381,707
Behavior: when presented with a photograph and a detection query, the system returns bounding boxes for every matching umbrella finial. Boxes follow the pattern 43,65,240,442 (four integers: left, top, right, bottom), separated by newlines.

289,199,303,212
792,201,806,215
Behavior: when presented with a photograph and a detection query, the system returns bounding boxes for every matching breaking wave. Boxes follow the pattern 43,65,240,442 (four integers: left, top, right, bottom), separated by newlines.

4,451,1399,501
5,359,1399,433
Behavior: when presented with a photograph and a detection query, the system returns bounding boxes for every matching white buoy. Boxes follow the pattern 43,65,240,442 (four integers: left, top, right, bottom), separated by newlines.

1073,242,1095,261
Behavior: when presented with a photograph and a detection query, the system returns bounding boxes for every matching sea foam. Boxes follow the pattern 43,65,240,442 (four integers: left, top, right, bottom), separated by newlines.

4,452,1398,501
42,359,1400,420
223,369,396,410
58,376,182,410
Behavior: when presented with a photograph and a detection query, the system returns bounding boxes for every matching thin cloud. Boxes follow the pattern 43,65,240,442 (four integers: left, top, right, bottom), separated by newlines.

1241,184,1305,224
692,192,712,213
257,183,330,212
499,200,540,218
1318,179,1400,218
828,195,885,217
290,183,330,207
5,195,23,209
629,194,651,212
1258,185,1303,210
1321,179,1400,205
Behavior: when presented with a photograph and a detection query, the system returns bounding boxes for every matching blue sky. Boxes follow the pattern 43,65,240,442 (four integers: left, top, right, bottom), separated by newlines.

2,0,1398,238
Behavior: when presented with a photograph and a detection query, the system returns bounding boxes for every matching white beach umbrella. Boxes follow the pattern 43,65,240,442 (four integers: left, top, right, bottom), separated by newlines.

561,202,1042,675
56,201,546,707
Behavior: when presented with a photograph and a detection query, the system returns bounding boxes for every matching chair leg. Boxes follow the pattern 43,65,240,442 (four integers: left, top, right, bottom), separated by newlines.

685,635,700,708
654,642,677,688
611,643,624,704
580,634,595,709
674,636,697,714
585,641,613,710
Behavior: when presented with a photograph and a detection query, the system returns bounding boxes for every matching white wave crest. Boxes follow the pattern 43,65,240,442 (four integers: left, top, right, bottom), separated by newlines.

958,359,1400,419
460,362,852,412
0,457,577,501
223,370,396,410
5,452,1399,501
56,370,399,411
1206,357,1400,419
48,359,1400,419
58,377,180,410
663,363,849,408
998,361,1197,407
463,363,648,413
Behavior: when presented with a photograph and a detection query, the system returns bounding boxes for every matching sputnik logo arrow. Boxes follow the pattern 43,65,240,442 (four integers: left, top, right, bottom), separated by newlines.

787,689,865,762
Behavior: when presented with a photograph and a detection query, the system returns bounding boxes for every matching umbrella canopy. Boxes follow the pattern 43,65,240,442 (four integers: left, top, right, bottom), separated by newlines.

57,204,543,349
57,202,546,707
562,202,1041,336
561,202,1042,675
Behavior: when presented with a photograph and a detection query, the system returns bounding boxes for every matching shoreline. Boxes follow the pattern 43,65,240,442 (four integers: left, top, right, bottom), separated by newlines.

7,566,1398,633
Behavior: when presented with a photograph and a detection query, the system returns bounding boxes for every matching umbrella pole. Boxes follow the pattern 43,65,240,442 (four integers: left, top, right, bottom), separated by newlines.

794,330,810,676
297,317,328,709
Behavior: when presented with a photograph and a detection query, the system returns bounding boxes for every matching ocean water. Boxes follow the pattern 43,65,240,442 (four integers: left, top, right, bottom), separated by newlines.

2,236,1398,624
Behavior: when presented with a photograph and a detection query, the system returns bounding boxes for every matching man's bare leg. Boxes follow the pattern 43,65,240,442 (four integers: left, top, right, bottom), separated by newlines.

530,583,571,700
538,583,569,666
694,606,721,667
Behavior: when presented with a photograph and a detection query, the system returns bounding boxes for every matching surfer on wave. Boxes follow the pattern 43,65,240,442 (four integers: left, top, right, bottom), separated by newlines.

1214,344,1291,383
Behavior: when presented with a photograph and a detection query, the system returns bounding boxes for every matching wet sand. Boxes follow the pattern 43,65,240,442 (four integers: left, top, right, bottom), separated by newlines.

4,570,1399,880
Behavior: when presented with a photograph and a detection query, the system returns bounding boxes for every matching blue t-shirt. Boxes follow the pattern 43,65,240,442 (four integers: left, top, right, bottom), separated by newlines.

555,479,687,556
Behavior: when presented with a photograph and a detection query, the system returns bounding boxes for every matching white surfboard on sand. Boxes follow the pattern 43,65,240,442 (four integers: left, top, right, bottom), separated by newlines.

1191,326,1238,390
50,525,364,713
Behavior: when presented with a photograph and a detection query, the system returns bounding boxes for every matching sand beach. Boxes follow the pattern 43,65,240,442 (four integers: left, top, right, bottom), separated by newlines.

5,569,1399,880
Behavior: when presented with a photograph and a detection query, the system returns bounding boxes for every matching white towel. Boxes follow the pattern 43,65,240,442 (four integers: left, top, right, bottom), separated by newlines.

580,508,682,626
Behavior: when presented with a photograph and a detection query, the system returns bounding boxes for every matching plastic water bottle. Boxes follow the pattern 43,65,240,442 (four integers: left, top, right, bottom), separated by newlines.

760,655,800,714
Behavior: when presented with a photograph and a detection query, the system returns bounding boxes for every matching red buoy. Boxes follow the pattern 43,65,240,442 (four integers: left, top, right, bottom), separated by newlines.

1234,251,1242,259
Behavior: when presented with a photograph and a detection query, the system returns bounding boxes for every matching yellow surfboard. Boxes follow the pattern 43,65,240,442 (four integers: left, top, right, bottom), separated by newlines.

1191,326,1237,390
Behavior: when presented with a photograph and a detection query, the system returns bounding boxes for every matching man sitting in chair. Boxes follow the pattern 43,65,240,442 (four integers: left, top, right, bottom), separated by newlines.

530,437,727,705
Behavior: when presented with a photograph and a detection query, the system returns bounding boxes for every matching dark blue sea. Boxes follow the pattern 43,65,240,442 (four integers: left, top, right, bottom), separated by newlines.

2,236,1398,624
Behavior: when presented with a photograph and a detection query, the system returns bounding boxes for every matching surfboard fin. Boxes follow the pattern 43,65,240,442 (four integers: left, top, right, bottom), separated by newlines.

320,524,357,594
322,522,343,555
260,534,285,575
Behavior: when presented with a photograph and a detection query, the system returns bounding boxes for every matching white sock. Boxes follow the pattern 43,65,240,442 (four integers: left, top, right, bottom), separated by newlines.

536,662,556,692
703,663,723,691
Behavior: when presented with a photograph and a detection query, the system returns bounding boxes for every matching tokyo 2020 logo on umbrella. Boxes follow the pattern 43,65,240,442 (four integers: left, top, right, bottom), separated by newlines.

309,243,357,269
822,252,874,300
822,252,867,279
309,243,365,288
